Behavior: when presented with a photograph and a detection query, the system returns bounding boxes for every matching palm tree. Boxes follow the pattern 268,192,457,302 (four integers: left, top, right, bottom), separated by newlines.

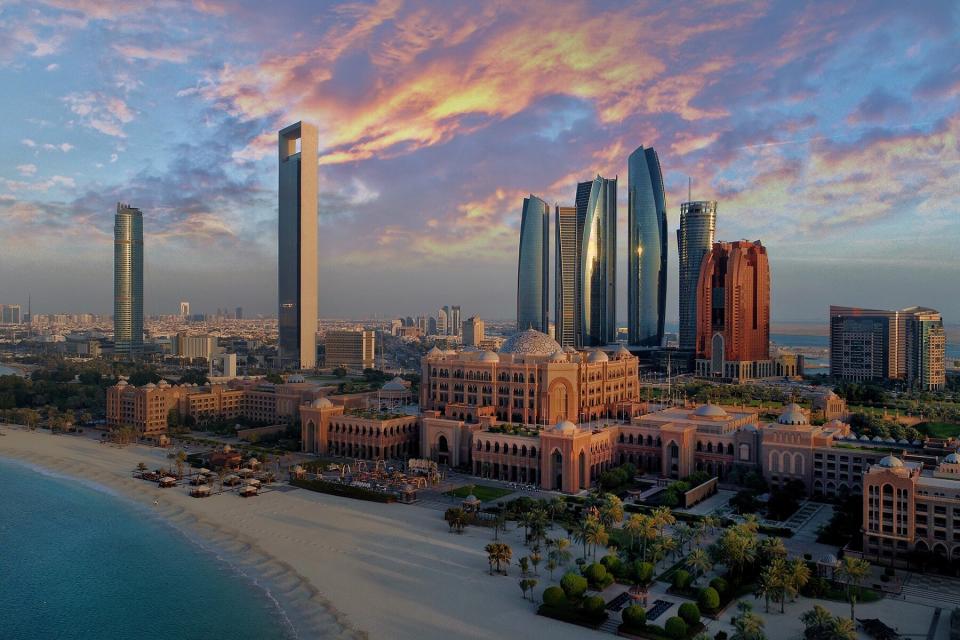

742,513,760,534
549,537,573,570
600,494,624,527
485,542,513,575
836,556,871,621
529,548,542,576
624,514,645,552
445,507,468,534
545,558,559,580
518,511,535,545
787,558,811,602
758,536,787,564
758,557,788,613
548,496,567,527
686,548,712,581
661,536,678,562
652,506,676,538
719,529,756,582
731,601,767,640
800,604,835,638
574,519,593,560
674,523,694,554
830,616,857,640
585,522,609,561
136,462,148,476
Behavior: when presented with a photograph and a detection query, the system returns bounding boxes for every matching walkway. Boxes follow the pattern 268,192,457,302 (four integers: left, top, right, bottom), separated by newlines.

902,573,960,609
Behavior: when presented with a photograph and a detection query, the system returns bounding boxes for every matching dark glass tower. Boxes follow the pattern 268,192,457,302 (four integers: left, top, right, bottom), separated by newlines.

555,204,578,348
677,201,716,351
577,175,617,347
114,202,143,357
517,195,550,332
627,146,667,347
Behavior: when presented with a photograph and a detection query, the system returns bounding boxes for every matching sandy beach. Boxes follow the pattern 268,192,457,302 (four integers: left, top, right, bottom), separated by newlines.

0,426,602,640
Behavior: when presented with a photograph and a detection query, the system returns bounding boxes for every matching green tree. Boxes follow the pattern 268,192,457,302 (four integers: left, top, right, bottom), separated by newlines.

687,548,713,581
836,556,871,621
560,572,588,601
731,601,767,640
445,507,468,534
484,542,512,575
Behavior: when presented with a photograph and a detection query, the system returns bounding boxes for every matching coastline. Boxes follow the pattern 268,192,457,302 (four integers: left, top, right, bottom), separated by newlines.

0,426,601,640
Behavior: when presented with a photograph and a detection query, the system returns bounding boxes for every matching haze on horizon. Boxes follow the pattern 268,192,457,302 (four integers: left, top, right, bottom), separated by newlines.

1,0,958,324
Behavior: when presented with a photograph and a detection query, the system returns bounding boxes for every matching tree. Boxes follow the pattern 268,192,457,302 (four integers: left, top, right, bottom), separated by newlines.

633,560,654,586
584,522,609,561
599,494,624,527
698,587,720,612
800,605,835,640
622,604,646,629
543,586,566,607
529,548,542,576
519,556,530,576
624,513,646,552
545,558,559,580
136,461,148,474
548,537,573,572
445,507,468,533
731,602,767,640
518,577,537,601
665,616,688,639
674,523,694,554
787,558,811,603
485,542,512,575
548,496,567,526
678,602,701,626
687,548,713,581
836,556,870,621
560,572,588,601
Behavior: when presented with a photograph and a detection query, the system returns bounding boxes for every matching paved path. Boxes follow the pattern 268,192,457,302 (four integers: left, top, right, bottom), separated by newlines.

785,503,838,559
902,573,960,609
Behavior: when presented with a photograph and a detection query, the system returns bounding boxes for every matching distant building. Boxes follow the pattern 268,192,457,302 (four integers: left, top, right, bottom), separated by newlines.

436,308,448,336
694,240,772,381
174,333,217,360
517,195,550,333
179,301,190,318
462,316,485,347
1,304,22,324
114,202,144,358
576,176,618,347
325,329,375,370
627,146,667,347
235,306,243,320
677,201,716,351
278,121,318,370
554,204,579,348
210,353,237,378
450,305,461,337
830,305,945,390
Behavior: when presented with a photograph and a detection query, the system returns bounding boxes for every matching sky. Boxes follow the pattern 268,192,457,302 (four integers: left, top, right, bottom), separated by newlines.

0,0,958,323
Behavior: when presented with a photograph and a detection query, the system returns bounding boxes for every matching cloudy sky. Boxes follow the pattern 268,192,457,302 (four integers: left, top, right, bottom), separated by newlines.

1,0,958,323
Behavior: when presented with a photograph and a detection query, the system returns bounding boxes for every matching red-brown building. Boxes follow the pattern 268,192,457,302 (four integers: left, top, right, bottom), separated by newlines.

695,240,773,381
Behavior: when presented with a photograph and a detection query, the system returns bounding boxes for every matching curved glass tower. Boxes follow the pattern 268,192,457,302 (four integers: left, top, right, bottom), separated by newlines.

677,200,717,350
627,146,667,347
578,175,617,347
114,202,143,358
517,195,550,332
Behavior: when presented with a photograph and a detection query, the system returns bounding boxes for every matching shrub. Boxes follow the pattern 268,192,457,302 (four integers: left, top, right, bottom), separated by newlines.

714,632,728,640
560,572,588,600
678,602,701,626
672,569,692,590
584,563,608,584
622,604,646,629
543,586,567,608
665,616,688,639
633,560,655,585
600,554,622,575
583,595,605,615
698,586,720,612
709,577,729,596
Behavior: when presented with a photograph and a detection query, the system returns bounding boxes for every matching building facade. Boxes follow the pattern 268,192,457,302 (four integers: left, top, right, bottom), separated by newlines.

278,121,318,370
325,329,376,371
114,202,144,358
627,146,667,347
555,204,579,348
300,398,419,460
517,195,550,333
174,332,217,360
677,201,716,351
694,240,772,381
462,316,485,347
0,304,22,324
577,176,618,347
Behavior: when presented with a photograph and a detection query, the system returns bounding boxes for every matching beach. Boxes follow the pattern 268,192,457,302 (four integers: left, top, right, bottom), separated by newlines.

0,426,601,640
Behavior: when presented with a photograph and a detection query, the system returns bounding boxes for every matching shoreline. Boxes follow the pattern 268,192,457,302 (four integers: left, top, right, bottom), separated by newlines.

0,425,601,640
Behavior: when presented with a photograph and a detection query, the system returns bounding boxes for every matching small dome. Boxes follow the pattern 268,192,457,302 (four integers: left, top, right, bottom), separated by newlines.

944,453,960,464
878,455,904,468
477,351,500,363
742,423,759,432
499,329,562,356
287,374,305,383
426,346,443,357
819,554,838,566
381,377,407,390
311,397,333,408
554,420,577,434
548,350,566,363
615,345,631,359
143,382,156,390
824,419,845,429
158,380,170,387
464,494,480,503
778,403,808,425
694,404,728,418
587,350,609,363
563,345,577,353
116,379,128,386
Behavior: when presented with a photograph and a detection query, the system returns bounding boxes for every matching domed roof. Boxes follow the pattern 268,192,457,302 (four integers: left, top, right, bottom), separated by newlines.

311,397,333,408
694,404,728,418
499,329,562,356
742,423,759,432
587,350,609,363
116,379,128,386
287,374,305,383
778,403,808,425
878,455,904,468
615,345,631,359
477,351,500,363
819,554,838,566
143,382,156,389
548,350,566,363
563,345,577,353
426,346,443,357
945,453,960,464
554,420,577,434
382,377,407,390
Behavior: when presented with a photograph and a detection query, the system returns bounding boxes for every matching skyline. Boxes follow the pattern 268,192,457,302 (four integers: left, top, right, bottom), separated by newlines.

1,1,959,321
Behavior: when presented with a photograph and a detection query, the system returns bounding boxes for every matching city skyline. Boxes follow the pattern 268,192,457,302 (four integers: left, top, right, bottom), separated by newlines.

1,1,958,322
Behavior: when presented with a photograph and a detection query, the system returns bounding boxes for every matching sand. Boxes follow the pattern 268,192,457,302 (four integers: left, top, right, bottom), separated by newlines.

0,426,603,640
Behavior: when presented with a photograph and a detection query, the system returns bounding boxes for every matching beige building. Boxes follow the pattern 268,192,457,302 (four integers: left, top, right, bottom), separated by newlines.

174,332,217,360
300,398,419,460
325,329,375,370
107,379,185,438
462,316,485,346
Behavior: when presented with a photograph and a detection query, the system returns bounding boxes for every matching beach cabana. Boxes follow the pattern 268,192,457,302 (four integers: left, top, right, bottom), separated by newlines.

223,474,241,487
238,467,254,478
158,476,177,488
292,465,306,480
247,478,262,488
190,485,211,498
239,484,259,498
248,458,260,469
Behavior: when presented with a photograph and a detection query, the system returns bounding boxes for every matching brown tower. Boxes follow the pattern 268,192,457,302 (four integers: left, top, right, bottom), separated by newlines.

695,240,770,378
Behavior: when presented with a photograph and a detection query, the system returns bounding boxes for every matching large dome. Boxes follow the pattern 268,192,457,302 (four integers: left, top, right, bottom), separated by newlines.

778,403,808,425
554,420,577,434
381,377,407,391
499,329,562,356
587,350,609,363
311,397,333,408
694,404,728,418
477,351,500,363
878,455,904,468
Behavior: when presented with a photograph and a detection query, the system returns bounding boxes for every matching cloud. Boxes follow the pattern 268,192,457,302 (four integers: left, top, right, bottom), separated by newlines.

847,89,911,124
21,139,37,148
45,63,59,71
112,43,192,63
2,175,76,192
16,164,38,176
62,92,134,138
42,142,74,152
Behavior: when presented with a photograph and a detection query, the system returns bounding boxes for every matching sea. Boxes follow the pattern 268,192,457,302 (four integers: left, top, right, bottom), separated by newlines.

771,333,959,370
0,457,293,640
0,364,20,376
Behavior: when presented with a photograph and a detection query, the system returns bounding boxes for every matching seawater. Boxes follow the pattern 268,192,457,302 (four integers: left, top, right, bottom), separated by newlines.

0,457,293,640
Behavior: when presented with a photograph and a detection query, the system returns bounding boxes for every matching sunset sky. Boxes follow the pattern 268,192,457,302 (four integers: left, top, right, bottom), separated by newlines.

1,0,958,323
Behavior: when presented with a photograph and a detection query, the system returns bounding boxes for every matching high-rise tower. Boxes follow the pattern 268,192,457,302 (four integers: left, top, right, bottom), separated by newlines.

278,121,318,370
114,202,144,358
555,205,578,348
577,176,617,347
517,195,550,333
627,146,667,347
677,200,716,351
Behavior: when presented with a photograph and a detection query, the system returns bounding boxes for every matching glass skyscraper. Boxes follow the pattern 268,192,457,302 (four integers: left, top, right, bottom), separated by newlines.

627,145,667,347
114,202,144,357
677,200,716,351
278,121,318,370
517,195,550,333
577,176,617,347
554,205,578,348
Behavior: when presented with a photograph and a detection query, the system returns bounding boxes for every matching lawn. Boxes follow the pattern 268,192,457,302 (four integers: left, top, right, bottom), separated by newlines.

445,484,515,502
918,421,960,439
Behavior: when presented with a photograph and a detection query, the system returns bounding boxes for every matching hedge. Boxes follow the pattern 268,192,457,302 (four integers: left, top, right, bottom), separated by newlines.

290,477,395,503
537,604,607,629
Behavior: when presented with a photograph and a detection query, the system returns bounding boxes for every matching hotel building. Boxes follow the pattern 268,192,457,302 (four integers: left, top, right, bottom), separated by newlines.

677,201,716,351
300,398,419,460
325,329,375,371
114,203,144,358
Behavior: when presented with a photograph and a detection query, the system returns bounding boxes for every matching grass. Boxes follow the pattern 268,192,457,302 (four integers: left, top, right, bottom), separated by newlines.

445,484,514,502
918,421,960,438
